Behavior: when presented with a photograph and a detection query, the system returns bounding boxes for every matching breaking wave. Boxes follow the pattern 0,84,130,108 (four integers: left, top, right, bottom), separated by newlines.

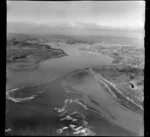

55,98,96,136
6,77,58,103
6,93,37,103
6,88,38,103
5,128,12,134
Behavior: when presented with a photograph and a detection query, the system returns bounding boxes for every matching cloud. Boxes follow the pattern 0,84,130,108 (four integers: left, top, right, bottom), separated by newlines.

7,1,145,30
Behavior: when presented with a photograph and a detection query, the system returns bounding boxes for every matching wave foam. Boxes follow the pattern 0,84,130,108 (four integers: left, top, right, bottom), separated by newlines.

6,92,37,103
55,98,96,136
5,128,12,133
6,77,59,103
6,87,38,103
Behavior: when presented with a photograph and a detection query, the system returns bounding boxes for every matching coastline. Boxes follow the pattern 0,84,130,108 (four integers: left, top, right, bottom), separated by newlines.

63,68,143,135
89,68,143,112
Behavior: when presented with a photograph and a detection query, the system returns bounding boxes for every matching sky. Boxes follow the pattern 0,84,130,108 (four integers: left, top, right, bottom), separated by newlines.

7,1,145,30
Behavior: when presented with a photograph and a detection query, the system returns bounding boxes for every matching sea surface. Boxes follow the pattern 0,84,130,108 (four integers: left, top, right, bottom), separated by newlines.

6,40,143,136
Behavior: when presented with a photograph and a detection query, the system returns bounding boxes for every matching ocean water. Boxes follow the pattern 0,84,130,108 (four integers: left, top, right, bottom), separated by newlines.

6,40,143,136
6,75,139,136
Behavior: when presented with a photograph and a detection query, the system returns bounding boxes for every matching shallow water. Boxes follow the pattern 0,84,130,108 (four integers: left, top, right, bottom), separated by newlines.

63,70,143,135
6,43,112,90
6,43,143,136
6,76,137,136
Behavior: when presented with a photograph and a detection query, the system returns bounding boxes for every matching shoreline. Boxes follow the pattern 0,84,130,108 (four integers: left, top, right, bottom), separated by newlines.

63,68,143,135
7,36,68,72
89,68,143,112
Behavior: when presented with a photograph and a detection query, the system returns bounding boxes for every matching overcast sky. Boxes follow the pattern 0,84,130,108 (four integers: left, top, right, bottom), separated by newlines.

7,1,145,29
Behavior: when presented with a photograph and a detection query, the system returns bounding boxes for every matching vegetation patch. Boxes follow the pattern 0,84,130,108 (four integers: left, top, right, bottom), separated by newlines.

7,34,67,71
92,65,144,108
